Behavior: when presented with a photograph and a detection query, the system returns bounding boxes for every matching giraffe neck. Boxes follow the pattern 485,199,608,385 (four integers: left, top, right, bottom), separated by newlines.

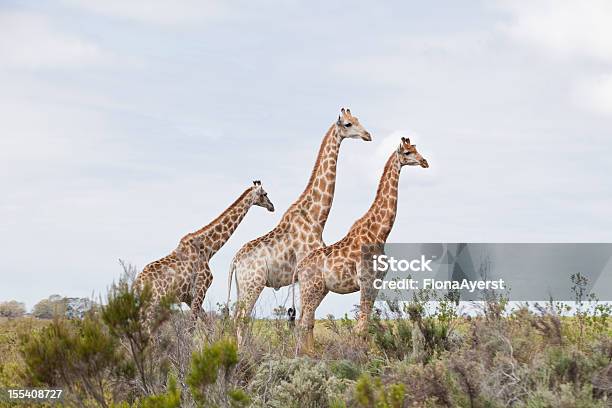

354,153,401,244
179,187,255,258
283,124,341,231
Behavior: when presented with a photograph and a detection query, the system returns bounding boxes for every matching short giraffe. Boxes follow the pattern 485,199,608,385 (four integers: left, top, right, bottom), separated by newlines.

295,137,429,351
135,181,274,320
228,109,371,338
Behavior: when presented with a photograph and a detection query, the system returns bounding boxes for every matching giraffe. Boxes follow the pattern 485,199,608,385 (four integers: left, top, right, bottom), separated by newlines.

228,108,372,338
134,181,275,321
295,137,429,351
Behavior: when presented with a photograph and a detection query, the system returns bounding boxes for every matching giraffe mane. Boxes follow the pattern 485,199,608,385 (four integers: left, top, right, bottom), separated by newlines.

179,186,254,244
349,152,398,231
287,123,337,211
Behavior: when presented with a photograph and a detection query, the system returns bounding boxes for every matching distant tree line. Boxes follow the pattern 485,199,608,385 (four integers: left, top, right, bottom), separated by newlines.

0,300,26,318
0,295,94,319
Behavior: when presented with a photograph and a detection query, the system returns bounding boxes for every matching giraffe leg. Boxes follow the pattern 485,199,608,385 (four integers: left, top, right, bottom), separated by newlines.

142,283,164,333
235,279,265,345
297,267,328,354
355,260,379,337
190,268,213,321
354,293,375,336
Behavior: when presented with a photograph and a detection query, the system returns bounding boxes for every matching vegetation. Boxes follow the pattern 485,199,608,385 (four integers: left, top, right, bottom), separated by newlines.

0,271,610,407
31,295,68,319
0,300,26,318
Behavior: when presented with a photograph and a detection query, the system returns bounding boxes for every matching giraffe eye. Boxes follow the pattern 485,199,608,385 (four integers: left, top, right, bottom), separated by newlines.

344,123,352,128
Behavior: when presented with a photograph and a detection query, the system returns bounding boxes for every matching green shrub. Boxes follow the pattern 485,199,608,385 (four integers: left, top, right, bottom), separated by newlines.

18,270,177,406
187,338,248,407
385,360,456,406
369,312,413,361
250,357,350,408
138,375,182,408
20,313,119,407
20,318,75,386
522,383,604,408
112,375,182,408
354,374,405,408
0,317,48,388
330,360,361,381
546,346,602,389
102,280,173,394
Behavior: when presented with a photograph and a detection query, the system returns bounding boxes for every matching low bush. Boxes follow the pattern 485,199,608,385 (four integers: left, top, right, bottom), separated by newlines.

249,357,350,408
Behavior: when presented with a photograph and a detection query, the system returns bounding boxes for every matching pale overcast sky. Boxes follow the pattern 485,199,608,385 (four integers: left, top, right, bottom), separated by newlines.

1,1,611,315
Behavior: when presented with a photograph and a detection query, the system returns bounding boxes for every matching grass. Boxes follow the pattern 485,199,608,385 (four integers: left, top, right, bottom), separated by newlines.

1,272,611,407
0,316,50,388
1,304,610,407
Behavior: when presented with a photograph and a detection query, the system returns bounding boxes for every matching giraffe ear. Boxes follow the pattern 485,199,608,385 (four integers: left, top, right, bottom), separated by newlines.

337,115,342,125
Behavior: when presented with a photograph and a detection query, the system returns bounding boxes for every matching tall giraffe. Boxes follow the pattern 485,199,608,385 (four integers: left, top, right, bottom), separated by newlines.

135,181,275,320
228,108,372,332
295,137,429,350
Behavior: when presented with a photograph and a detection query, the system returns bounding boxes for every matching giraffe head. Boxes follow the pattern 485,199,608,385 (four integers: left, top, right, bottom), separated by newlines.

336,108,372,141
251,180,275,212
398,137,429,168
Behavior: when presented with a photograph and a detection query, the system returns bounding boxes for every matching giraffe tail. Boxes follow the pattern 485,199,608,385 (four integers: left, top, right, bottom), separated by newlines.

291,266,298,311
227,261,237,310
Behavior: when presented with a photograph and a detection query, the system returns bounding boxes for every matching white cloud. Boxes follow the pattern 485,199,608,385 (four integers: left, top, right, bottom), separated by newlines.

0,12,109,69
572,74,612,116
332,33,490,89
375,132,405,160
340,130,438,189
62,0,227,25
497,0,612,62
0,95,112,168
496,1,612,116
